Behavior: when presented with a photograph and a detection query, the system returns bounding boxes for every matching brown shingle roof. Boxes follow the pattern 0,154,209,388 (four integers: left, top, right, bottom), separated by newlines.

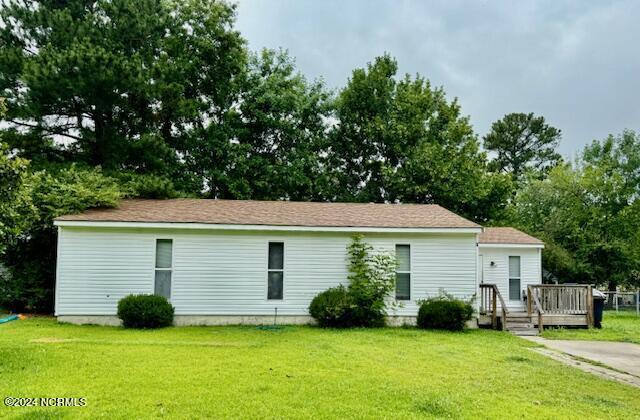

55,199,480,229
478,227,543,245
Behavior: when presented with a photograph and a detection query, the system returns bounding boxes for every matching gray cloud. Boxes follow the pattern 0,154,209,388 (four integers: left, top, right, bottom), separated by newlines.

235,0,640,157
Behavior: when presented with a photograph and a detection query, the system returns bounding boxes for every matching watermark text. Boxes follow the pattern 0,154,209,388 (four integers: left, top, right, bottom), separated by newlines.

4,397,86,407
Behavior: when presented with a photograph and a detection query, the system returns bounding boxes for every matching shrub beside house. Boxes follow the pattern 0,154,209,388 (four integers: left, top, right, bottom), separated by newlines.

309,235,474,330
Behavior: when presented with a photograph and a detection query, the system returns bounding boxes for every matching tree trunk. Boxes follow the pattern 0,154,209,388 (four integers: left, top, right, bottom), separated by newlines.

92,110,117,169
93,115,106,166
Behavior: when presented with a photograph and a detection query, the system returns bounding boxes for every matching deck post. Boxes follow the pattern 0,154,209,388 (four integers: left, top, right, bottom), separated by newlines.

527,286,532,316
538,311,543,333
492,288,497,330
586,285,593,328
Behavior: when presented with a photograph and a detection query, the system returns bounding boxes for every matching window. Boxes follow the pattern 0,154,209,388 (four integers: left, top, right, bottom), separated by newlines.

155,239,173,299
396,245,411,300
508,256,521,301
268,242,284,300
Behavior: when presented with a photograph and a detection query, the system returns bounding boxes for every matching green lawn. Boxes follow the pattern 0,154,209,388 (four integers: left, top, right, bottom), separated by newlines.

542,311,640,344
1,319,639,419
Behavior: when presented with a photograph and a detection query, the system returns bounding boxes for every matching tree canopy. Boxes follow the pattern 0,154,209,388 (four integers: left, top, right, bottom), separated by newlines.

184,49,332,200
484,112,562,182
513,130,640,289
0,100,35,255
0,0,246,178
327,55,511,221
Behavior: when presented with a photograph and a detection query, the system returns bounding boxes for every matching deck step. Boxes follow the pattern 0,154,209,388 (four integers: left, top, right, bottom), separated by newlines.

506,312,530,318
505,317,532,323
506,323,535,330
505,313,538,335
509,329,539,336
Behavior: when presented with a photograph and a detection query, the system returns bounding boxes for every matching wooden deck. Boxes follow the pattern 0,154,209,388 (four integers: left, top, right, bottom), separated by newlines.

479,284,593,335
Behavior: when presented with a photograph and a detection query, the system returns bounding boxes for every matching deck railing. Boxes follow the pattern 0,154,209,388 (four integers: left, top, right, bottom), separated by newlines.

479,284,508,331
527,284,593,327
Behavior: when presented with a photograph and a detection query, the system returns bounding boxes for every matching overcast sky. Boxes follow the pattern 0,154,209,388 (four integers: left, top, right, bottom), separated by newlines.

235,0,640,157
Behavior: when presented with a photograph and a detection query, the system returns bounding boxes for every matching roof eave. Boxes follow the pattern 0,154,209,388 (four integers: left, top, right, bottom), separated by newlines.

54,220,482,234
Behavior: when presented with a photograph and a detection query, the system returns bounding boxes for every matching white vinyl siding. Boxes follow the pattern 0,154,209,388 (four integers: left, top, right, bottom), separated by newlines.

479,247,541,311
55,228,478,316
55,228,155,315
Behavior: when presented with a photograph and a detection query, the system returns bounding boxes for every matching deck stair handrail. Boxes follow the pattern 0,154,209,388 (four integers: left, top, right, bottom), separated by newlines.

479,284,508,331
527,285,545,333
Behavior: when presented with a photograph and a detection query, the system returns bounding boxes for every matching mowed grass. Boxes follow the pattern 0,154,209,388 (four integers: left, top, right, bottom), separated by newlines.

543,311,640,344
1,319,639,419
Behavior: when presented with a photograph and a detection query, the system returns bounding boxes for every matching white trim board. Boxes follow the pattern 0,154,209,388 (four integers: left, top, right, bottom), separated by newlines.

53,220,482,234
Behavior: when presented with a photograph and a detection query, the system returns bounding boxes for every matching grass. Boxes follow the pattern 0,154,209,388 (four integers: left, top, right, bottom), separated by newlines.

543,311,640,344
1,319,639,419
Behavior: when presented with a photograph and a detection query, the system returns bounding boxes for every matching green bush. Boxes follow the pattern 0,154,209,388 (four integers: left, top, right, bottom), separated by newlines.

309,235,397,328
347,296,387,328
117,295,174,329
417,296,474,331
309,286,353,328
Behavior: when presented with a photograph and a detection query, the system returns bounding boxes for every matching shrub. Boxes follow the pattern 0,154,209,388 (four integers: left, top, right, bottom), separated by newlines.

347,300,386,328
117,294,174,329
309,286,353,328
417,295,474,331
309,235,397,328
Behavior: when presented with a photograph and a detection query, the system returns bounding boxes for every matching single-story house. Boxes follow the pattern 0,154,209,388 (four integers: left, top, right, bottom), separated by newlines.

53,199,544,326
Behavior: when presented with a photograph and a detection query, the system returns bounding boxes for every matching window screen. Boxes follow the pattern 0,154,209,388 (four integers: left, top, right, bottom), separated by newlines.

268,242,284,300
508,256,521,301
155,239,172,299
396,245,411,300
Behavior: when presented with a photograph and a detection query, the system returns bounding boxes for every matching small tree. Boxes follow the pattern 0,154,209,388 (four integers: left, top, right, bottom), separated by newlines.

346,234,397,327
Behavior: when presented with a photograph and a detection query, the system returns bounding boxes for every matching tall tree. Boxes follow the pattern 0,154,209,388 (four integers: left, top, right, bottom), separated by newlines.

513,130,640,290
183,49,332,200
484,112,562,182
0,0,246,179
231,50,332,201
328,54,511,221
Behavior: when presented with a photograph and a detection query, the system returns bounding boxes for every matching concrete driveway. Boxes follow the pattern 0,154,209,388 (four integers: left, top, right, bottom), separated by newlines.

526,336,640,377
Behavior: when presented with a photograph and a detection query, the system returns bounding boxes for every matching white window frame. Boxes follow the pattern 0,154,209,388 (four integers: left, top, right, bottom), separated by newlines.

154,238,174,300
267,241,285,301
508,255,521,301
395,244,411,301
